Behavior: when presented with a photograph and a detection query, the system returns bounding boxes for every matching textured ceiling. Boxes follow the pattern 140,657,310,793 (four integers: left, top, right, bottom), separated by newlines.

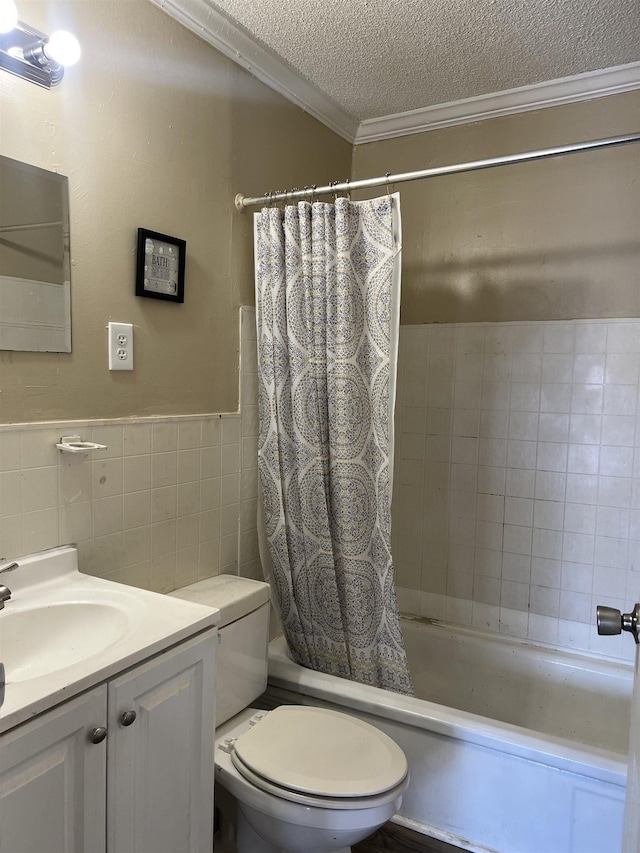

207,0,640,121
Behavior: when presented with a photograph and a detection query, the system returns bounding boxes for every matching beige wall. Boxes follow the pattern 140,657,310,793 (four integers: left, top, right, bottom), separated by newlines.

352,92,640,325
0,0,351,424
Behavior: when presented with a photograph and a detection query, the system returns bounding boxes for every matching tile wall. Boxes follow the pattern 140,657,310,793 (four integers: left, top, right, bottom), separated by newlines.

392,320,640,663
0,307,262,595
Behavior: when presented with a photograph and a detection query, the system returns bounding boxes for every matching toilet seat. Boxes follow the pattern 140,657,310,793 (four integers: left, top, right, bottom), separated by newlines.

224,706,408,808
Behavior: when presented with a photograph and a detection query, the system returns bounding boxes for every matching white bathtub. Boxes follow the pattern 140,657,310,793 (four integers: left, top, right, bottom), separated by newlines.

264,616,632,853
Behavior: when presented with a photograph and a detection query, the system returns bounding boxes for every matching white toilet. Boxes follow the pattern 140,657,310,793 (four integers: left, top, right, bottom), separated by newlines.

170,575,409,853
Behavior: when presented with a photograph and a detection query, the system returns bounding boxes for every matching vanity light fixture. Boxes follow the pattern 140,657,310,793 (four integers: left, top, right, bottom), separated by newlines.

0,1,80,88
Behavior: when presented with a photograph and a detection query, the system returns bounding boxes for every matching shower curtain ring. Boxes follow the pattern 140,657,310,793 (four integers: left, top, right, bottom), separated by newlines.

385,173,392,195
345,178,351,201
311,184,317,203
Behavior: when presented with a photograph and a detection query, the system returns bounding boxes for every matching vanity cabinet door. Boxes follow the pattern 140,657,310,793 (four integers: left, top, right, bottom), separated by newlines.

106,630,216,853
0,685,107,853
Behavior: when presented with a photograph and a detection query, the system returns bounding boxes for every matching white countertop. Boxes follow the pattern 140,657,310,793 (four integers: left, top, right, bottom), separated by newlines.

0,546,219,733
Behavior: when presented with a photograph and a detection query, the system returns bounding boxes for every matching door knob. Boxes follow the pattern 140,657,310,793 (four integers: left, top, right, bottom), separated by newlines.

596,603,640,644
89,726,107,744
121,710,137,726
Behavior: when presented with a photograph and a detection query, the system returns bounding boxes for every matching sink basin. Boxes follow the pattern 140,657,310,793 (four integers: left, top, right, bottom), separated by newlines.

1,602,130,682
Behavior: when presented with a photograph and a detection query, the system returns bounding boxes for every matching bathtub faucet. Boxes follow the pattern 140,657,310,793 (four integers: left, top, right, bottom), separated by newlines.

0,561,18,610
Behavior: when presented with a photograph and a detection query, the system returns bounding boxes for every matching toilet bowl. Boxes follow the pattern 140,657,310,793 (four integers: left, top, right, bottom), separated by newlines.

170,575,409,853
215,706,409,853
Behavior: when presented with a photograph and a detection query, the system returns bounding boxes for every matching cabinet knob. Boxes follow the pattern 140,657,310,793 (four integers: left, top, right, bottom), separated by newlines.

121,710,137,726
89,726,107,744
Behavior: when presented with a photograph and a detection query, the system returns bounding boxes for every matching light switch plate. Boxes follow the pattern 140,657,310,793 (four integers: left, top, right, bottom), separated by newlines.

108,322,133,370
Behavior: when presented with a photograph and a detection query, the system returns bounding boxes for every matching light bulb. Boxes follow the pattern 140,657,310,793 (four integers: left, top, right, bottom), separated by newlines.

44,30,80,66
0,0,18,34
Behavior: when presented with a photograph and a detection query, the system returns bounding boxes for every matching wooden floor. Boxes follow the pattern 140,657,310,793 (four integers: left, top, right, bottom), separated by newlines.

353,823,463,853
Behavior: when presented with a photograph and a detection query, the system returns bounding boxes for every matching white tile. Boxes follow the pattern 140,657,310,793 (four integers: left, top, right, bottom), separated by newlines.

594,536,628,569
536,442,567,473
630,511,640,540
569,413,601,445
22,508,59,554
426,407,452,435
454,381,481,409
499,606,529,636
512,326,543,354
123,423,152,456
456,326,485,354
474,548,503,577
562,532,594,564
561,561,593,593
565,473,598,505
446,569,473,596
473,574,500,606
606,322,640,353
482,353,511,381
501,579,529,610
598,475,632,508
574,322,607,354
599,445,633,477
483,327,513,355
420,592,447,619
123,491,151,529
564,503,596,535
476,465,505,495
151,486,177,523
471,602,500,631
606,353,640,385
542,354,572,383
202,418,222,447
152,422,178,453
21,429,59,468
544,325,574,353
475,520,502,551
531,556,561,588
604,385,637,416
451,436,478,465
93,458,123,498
593,564,627,596
532,527,563,560
450,463,477,492
601,415,635,447
22,467,58,513
530,585,560,617
538,413,569,443
510,383,540,412
445,596,473,625
573,353,605,384
450,489,477,519
507,439,536,469
429,380,454,408
567,444,599,475
571,384,603,415
0,514,23,557
429,326,456,353
456,353,483,381
534,499,564,531
540,383,572,414
222,417,241,445
505,468,535,498
178,420,202,450
504,496,533,527
476,493,504,523
534,471,566,502
123,455,151,493
91,426,123,459
93,495,124,538
482,381,510,410
508,411,538,440
151,452,177,488
596,506,629,539
512,352,541,382
478,438,506,466
503,524,532,556
0,431,22,471
428,353,455,383
558,618,590,650
59,458,92,505
528,613,559,644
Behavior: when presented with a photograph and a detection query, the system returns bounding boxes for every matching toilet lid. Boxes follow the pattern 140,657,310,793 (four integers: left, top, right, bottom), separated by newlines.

232,705,408,798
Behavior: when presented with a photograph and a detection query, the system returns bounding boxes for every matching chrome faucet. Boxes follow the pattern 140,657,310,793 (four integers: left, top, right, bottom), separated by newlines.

0,561,18,610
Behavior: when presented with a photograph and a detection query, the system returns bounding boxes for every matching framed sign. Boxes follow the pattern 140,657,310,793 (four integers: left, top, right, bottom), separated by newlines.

136,228,186,303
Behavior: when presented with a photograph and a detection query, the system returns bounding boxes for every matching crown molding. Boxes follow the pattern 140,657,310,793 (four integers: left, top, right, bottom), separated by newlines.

354,62,640,144
149,0,357,142
151,0,640,146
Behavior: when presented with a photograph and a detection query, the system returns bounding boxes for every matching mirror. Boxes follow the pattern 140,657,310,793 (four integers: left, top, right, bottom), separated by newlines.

0,155,71,352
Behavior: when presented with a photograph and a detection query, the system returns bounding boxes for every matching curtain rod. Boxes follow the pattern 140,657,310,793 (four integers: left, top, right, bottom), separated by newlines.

234,132,640,212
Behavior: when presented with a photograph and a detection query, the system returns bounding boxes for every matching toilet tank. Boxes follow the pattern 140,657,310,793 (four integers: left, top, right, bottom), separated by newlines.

170,576,271,726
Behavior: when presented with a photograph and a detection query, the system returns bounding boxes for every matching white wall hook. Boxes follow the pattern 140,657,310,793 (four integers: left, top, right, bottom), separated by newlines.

56,434,107,453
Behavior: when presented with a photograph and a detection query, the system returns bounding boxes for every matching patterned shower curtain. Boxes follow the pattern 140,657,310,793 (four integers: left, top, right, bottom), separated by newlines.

254,194,412,695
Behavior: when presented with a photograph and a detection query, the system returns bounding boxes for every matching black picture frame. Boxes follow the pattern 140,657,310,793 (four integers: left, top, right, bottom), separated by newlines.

136,228,186,303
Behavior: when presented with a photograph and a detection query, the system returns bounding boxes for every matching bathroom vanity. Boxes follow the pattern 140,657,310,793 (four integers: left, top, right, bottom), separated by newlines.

0,546,219,853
